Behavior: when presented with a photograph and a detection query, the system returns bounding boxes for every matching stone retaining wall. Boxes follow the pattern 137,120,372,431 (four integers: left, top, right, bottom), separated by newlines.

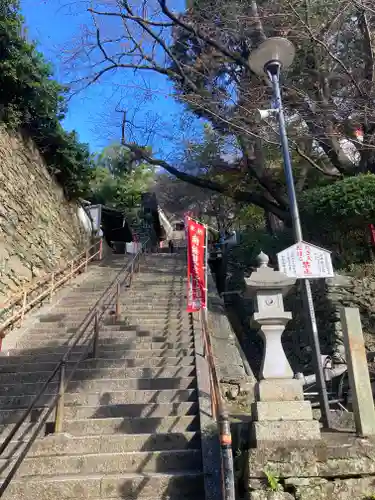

245,435,375,499
0,128,90,303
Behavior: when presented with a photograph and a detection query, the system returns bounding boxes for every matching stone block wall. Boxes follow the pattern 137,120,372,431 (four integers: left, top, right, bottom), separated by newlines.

245,436,375,500
284,272,375,370
0,127,90,303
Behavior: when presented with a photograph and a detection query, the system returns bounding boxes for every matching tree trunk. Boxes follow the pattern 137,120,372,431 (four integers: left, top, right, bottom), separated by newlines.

265,211,285,235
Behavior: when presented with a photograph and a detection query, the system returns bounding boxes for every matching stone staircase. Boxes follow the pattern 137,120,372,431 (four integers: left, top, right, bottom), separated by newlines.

0,253,205,499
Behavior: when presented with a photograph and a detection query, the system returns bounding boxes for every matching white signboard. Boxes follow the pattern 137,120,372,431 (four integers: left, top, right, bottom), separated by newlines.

86,205,102,233
277,241,334,279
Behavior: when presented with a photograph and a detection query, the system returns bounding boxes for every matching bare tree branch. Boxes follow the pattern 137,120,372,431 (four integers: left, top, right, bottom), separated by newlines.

157,0,250,67
286,0,364,97
124,142,290,222
294,145,342,178
87,8,174,27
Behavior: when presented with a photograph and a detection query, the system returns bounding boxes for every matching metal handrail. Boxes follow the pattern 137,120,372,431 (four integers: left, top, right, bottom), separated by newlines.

1,240,102,310
0,240,104,344
201,310,236,500
0,238,150,497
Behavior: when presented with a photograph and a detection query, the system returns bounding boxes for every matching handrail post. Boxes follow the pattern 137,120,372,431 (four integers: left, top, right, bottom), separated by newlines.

20,290,27,325
129,262,134,287
115,282,121,321
70,260,74,279
85,249,89,272
91,311,99,358
54,361,66,433
50,273,55,303
99,238,103,260
137,252,141,273
219,413,236,500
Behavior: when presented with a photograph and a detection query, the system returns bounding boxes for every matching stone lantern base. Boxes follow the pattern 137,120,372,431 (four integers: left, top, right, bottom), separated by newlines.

251,379,321,445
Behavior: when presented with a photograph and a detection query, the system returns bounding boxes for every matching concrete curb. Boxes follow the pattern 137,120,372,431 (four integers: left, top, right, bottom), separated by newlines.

206,269,255,393
192,312,222,500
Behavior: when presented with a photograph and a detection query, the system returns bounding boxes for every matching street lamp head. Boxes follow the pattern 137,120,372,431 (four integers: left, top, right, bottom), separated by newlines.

248,37,295,79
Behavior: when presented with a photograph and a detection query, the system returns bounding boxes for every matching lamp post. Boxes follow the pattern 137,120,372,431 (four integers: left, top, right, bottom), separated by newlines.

249,37,331,428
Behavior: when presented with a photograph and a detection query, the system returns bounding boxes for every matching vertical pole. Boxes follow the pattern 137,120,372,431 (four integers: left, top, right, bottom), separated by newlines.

269,66,331,429
85,249,89,272
204,224,209,320
129,262,134,287
70,260,74,279
99,238,103,260
219,415,236,500
137,251,141,273
20,290,27,325
270,69,302,243
92,311,99,358
50,273,55,303
54,361,66,433
115,282,121,321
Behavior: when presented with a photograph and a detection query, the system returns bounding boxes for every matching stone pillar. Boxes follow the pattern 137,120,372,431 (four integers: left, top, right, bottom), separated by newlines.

340,307,375,437
245,252,321,445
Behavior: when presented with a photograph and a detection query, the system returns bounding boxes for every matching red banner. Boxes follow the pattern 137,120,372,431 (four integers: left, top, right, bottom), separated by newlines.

369,224,375,246
186,218,207,312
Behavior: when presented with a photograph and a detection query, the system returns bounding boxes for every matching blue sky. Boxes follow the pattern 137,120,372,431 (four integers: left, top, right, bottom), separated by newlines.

20,0,200,158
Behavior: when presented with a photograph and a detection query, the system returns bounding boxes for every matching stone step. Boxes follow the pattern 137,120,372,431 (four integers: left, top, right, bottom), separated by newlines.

24,325,188,336
101,325,190,333
112,305,184,311
61,415,200,436
0,377,196,397
121,300,185,305
0,450,202,477
0,356,195,373
14,338,194,349
3,432,201,458
33,318,187,330
0,366,196,384
110,311,184,318
118,316,185,321
0,406,199,436
39,312,185,320
124,298,186,302
22,332,193,343
62,401,199,420
2,471,204,499
6,347,194,362
1,350,194,367
0,389,197,417
62,296,184,303
99,324,189,333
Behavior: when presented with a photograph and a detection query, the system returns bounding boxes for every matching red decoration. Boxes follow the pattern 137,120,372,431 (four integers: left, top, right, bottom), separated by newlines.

186,218,207,312
369,224,375,246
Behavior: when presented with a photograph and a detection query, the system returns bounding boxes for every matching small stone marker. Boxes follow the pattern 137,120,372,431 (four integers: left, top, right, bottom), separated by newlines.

340,307,375,437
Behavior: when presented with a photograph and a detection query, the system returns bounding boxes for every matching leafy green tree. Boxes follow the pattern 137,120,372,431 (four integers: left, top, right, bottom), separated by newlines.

89,143,155,215
0,0,93,198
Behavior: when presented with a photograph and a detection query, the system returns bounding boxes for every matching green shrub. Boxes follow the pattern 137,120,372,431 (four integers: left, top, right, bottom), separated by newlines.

300,174,375,228
234,174,375,269
0,0,93,199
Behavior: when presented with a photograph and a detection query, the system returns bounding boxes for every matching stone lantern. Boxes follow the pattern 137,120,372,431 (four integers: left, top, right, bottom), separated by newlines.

245,252,320,444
